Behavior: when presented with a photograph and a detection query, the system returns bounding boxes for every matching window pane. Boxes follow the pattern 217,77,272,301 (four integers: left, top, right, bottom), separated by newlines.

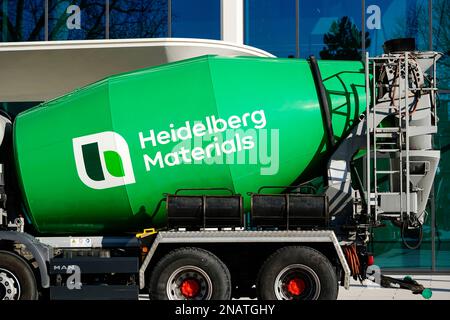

372,217,433,270
48,0,106,40
299,0,363,59
433,0,450,270
171,0,220,39
109,0,168,39
435,93,450,270
0,0,45,42
244,0,296,58
366,0,429,56
433,0,450,90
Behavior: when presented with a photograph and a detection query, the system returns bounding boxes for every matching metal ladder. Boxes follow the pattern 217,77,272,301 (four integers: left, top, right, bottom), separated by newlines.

365,52,438,224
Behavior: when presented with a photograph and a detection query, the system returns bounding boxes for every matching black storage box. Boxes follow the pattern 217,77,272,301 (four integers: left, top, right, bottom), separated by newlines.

167,194,243,229
250,194,329,229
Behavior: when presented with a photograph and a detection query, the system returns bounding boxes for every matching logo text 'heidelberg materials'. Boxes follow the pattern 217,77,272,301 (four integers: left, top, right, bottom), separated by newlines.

72,109,276,189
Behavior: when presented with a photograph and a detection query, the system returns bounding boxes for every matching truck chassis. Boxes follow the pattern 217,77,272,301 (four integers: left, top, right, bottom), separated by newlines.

0,46,441,300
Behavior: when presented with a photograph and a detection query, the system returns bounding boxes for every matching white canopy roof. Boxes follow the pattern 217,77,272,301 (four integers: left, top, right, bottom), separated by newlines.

0,38,274,102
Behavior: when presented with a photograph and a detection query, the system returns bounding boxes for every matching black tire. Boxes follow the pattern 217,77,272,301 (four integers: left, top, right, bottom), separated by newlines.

0,251,38,300
149,247,231,300
256,246,338,300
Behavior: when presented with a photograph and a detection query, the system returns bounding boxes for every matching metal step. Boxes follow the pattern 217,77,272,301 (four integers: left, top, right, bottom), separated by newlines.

376,84,400,88
376,133,399,138
376,142,398,146
372,192,402,196
377,148,400,153
375,128,401,133
378,213,402,219
375,126,437,136
376,170,400,175
373,107,400,111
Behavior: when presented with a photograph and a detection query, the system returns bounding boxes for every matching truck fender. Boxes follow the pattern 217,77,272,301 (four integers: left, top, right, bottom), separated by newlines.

0,231,52,288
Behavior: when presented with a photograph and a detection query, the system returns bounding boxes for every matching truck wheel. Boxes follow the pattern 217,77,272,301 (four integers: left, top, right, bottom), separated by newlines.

256,246,338,300
149,247,231,300
0,251,38,300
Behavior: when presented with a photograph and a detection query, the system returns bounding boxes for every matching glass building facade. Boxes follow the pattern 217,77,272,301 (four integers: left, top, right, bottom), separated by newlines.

0,0,221,41
0,0,449,271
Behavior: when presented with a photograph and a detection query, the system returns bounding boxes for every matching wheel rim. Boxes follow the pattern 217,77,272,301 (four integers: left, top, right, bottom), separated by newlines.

274,264,321,300
0,268,21,300
166,266,213,300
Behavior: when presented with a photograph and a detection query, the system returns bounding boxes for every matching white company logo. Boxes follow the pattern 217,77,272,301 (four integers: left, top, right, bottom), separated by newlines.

72,131,135,189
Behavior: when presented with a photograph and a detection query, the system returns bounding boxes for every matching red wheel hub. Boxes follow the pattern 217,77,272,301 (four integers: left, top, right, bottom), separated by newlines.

180,279,200,298
286,278,306,296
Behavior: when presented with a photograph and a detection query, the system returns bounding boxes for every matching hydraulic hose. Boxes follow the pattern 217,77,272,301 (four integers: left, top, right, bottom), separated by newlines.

401,220,424,250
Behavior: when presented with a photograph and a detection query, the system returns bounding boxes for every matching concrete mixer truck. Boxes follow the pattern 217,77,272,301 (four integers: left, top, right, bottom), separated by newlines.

0,38,442,300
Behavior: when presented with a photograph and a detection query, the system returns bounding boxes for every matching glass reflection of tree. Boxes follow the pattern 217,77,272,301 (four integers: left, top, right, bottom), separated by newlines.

396,0,450,89
433,0,450,89
390,1,429,50
48,0,106,40
319,16,370,61
0,0,168,41
0,0,45,41
109,0,167,39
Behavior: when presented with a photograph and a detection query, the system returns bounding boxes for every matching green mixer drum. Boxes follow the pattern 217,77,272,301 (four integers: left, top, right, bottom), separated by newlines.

13,55,366,234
